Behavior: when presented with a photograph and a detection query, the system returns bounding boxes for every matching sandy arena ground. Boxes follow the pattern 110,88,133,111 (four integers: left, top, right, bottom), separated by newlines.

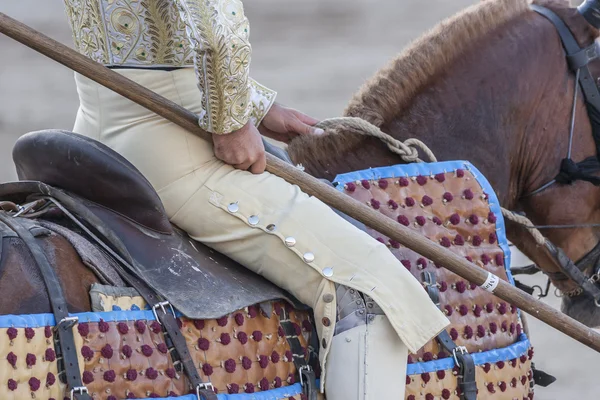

0,1,596,398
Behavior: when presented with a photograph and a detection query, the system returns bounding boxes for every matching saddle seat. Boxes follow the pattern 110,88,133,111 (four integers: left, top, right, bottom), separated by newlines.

9,129,304,318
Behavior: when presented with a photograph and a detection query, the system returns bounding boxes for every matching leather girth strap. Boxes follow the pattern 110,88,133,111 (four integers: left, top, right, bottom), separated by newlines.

531,5,600,186
278,308,318,400
422,272,477,400
44,197,217,400
0,213,91,400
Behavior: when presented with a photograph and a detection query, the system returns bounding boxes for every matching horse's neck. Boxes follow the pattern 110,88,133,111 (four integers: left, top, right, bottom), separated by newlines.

383,11,581,209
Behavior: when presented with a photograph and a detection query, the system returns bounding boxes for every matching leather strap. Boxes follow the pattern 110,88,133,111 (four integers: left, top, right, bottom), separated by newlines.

545,241,600,302
531,362,557,387
0,213,91,400
43,197,217,400
278,308,317,400
422,272,477,400
531,5,600,112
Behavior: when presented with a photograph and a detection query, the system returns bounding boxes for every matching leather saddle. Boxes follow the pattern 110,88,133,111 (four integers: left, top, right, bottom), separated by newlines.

5,129,306,318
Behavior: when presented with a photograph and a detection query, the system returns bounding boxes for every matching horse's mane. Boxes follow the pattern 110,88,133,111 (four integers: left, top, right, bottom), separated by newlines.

344,0,531,126
289,0,533,165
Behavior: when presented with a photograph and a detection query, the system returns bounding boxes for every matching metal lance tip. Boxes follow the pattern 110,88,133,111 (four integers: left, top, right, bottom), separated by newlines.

578,0,600,29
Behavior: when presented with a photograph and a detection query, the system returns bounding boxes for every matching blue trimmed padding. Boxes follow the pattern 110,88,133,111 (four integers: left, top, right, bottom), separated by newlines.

334,161,529,373
333,160,513,285
406,334,530,375
0,160,526,384
152,383,303,399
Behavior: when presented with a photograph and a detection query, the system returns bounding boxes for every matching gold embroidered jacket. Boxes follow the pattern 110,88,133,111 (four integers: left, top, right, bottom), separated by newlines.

63,0,277,134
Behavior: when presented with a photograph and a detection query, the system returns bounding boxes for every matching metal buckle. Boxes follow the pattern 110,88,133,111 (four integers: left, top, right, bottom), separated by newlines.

152,301,176,324
196,382,215,399
70,386,88,400
298,365,312,385
55,316,79,332
452,346,468,367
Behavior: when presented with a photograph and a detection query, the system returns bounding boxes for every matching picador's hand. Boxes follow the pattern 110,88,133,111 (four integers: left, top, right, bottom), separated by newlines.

258,103,324,144
212,122,267,174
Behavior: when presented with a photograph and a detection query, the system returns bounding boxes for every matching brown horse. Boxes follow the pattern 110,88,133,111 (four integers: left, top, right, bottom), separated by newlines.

289,0,600,328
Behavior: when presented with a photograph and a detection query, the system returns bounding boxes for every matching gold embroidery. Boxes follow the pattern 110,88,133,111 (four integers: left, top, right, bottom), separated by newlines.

62,0,276,134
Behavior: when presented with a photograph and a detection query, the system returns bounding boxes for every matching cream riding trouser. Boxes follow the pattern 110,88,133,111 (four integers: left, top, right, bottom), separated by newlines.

71,68,449,398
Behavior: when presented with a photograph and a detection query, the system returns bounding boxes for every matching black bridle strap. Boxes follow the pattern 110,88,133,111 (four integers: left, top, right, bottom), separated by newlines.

526,5,600,196
0,213,91,400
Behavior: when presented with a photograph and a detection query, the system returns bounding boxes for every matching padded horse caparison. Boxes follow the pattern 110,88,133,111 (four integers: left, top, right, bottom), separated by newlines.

10,130,306,319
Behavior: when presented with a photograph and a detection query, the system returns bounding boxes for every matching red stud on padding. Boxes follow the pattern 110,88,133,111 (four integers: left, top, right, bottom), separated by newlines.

7,327,17,341
449,214,460,225
104,370,116,383
26,353,36,368
370,199,381,209
477,325,486,338
422,195,433,206
440,237,451,247
489,322,498,334
193,320,205,330
220,333,231,345
25,327,35,341
463,189,474,200
198,338,210,351
378,179,389,189
399,177,409,187
122,345,133,358
454,235,465,246
397,215,410,226
435,173,446,183
416,176,427,186
361,180,371,189
46,372,56,387
82,371,94,384
242,356,252,370
98,319,110,333
344,182,356,192
7,352,17,368
464,325,473,339
443,192,453,202
388,200,399,210
28,377,40,392
200,364,212,377
140,344,153,357
45,348,56,362
126,369,137,381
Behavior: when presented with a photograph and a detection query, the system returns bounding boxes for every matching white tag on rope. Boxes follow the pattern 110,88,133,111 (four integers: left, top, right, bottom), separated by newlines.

480,273,500,293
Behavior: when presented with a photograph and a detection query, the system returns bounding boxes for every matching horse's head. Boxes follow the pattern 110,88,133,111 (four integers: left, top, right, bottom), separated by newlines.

288,0,600,326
